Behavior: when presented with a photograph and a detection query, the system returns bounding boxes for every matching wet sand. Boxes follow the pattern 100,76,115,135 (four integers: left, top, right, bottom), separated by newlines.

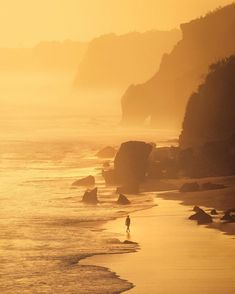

81,197,235,293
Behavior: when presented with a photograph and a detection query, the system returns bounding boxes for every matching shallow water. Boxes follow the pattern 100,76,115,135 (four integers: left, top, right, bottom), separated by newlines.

0,140,156,293
3,139,234,293
81,198,235,293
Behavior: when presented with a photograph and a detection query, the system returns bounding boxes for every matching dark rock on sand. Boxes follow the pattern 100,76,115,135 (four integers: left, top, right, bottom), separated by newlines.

123,240,138,245
117,194,131,205
96,146,116,158
82,187,98,204
221,208,235,222
189,206,213,224
210,209,218,215
106,238,122,244
201,182,226,191
72,175,95,186
180,182,200,192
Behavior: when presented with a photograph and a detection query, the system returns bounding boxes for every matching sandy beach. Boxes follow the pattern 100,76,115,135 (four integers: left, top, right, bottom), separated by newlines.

157,176,235,236
81,196,235,293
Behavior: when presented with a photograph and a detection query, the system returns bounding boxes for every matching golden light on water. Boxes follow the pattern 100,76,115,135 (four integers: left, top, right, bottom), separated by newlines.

1,1,235,293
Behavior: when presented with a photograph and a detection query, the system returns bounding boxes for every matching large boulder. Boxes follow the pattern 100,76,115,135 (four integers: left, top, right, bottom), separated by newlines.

114,141,153,186
102,141,153,188
179,182,200,192
82,188,98,204
96,146,116,158
189,206,213,224
72,175,95,186
117,194,131,205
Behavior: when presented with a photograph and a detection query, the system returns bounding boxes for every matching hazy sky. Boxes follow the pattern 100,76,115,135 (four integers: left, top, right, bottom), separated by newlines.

0,0,233,47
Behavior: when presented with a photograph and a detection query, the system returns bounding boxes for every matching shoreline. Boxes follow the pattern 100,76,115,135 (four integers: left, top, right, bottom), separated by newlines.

156,176,235,236
80,175,235,293
76,204,157,294
81,196,235,293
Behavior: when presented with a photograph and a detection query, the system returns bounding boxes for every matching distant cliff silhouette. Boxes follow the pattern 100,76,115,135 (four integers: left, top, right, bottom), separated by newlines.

74,30,180,89
121,3,235,128
0,40,87,72
180,55,235,149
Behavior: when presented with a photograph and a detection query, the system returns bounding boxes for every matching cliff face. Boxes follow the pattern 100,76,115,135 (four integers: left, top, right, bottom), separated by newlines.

121,3,235,128
74,30,180,89
179,55,235,149
0,40,87,72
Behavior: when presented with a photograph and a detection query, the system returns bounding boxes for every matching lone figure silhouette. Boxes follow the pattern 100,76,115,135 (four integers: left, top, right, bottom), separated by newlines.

125,215,131,233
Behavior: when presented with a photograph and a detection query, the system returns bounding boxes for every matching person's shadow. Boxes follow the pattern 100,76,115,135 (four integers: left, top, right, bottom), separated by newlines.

126,232,131,240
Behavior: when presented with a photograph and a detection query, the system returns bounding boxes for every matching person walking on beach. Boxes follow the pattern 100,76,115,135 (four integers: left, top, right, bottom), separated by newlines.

125,215,131,233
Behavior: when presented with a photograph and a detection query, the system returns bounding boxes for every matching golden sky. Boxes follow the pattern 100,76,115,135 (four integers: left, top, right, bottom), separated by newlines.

0,0,232,47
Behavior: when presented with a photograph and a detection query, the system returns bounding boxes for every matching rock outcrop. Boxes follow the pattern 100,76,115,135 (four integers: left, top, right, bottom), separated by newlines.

72,175,95,186
123,240,138,245
114,141,152,191
96,146,116,158
102,141,153,191
179,182,226,192
189,206,213,224
180,182,200,192
82,188,98,204
121,4,235,128
117,194,131,205
221,208,235,222
201,183,226,191
210,209,218,215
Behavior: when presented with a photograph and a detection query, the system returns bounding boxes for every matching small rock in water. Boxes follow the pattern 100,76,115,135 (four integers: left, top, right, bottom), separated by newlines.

123,240,138,245
106,238,121,244
72,175,95,186
117,194,131,205
82,187,98,204
210,209,218,215
221,208,235,222
96,146,116,158
189,206,213,224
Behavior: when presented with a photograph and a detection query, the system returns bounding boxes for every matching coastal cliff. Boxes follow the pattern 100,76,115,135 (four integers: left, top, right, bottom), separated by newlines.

74,30,180,89
121,3,235,128
180,55,235,149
